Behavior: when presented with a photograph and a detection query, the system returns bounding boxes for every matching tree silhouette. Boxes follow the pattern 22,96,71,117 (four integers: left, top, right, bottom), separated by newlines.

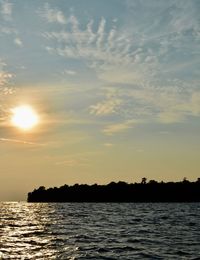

27,178,200,203
141,177,147,184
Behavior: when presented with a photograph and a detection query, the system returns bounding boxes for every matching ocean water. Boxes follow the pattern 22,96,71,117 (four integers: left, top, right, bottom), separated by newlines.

0,203,200,259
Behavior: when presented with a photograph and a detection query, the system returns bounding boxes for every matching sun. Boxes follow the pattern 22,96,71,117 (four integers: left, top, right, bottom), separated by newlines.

11,105,39,131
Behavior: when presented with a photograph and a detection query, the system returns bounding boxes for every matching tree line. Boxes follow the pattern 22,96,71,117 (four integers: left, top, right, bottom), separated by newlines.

27,178,200,202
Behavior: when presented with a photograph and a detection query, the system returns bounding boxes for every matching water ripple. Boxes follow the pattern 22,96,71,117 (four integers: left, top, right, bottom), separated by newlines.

0,202,200,259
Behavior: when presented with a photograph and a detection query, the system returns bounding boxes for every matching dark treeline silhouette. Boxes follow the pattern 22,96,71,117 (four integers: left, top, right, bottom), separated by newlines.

27,178,200,202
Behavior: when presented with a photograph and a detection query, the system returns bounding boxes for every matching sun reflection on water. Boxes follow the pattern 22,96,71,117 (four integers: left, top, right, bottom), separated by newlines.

0,202,79,259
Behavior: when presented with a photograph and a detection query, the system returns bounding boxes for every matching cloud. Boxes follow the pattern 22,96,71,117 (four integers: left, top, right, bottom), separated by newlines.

190,92,200,116
128,87,200,124
104,143,114,147
0,1,22,46
42,7,199,88
0,63,15,123
62,69,77,76
0,25,16,35
0,71,12,87
158,111,185,124
90,98,122,116
39,3,66,24
42,3,200,125
14,37,23,47
0,138,44,146
90,81,200,125
55,157,89,167
0,0,12,20
0,62,13,95
43,15,148,79
103,120,135,135
0,62,12,88
55,159,78,166
42,5,200,87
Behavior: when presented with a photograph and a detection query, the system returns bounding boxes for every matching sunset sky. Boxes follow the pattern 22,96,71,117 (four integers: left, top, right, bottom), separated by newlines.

0,0,200,200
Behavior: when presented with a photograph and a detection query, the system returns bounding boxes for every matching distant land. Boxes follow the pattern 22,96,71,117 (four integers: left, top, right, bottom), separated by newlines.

27,178,200,202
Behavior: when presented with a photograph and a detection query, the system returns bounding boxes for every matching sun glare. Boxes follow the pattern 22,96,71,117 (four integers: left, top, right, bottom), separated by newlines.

11,105,39,130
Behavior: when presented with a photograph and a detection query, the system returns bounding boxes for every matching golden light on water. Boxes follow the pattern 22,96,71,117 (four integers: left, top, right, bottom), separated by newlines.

11,105,39,131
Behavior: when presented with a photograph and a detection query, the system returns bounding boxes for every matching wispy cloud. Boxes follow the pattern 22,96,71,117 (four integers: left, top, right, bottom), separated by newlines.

104,143,114,147
39,3,66,24
62,69,77,76
55,157,89,167
14,37,23,47
0,138,45,146
0,62,15,123
90,98,122,116
43,15,147,78
41,2,200,79
0,61,14,105
103,120,135,135
0,61,12,86
0,25,16,35
0,70,12,87
0,0,12,21
40,2,200,126
0,1,23,48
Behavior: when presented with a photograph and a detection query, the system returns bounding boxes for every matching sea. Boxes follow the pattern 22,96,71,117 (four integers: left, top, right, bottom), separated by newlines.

0,202,200,259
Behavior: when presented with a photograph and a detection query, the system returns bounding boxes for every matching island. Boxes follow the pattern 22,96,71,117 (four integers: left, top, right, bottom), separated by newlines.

27,178,200,202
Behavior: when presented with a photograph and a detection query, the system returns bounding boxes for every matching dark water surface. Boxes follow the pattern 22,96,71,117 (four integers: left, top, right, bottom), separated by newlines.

0,202,200,259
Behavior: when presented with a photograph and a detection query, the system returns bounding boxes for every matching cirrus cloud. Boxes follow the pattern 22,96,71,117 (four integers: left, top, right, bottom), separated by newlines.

40,2,200,127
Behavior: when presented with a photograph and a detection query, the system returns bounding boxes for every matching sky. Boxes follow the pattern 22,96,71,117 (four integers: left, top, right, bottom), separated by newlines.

0,0,200,201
